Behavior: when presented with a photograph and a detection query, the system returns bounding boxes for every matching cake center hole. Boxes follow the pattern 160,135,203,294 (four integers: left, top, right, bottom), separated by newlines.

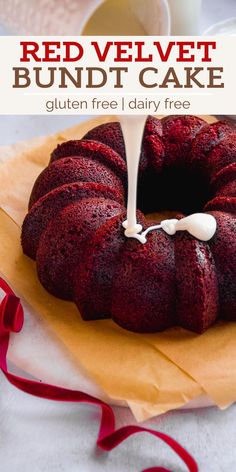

138,167,211,216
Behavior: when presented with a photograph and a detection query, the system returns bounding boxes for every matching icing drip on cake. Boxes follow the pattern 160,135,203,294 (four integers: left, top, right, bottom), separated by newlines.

120,116,217,244
131,213,217,244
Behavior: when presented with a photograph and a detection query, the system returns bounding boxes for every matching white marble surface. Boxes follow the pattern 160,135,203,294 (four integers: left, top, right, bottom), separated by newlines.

1,1,236,471
0,369,236,472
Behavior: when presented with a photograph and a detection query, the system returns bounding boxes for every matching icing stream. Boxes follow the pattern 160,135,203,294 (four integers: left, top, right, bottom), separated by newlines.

119,115,147,237
119,115,217,244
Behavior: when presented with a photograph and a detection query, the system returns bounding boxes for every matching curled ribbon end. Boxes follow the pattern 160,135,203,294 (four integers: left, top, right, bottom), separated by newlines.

0,294,24,333
0,276,198,472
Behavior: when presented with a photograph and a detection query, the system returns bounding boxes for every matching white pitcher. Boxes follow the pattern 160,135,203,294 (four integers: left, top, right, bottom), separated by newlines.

82,0,203,36
0,0,170,35
0,0,204,35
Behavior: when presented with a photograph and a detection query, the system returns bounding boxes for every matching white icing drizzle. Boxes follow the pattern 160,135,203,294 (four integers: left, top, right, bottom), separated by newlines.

119,115,148,238
139,214,217,244
119,116,217,244
122,214,217,244
170,213,217,241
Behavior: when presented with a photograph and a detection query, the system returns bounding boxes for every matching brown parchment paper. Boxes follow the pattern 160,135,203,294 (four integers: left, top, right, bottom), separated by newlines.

0,115,235,422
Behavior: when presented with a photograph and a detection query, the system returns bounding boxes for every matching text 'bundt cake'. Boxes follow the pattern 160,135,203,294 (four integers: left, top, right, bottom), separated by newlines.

21,115,236,334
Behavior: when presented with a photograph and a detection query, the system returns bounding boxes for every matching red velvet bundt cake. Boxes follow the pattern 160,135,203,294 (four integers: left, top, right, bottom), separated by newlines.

21,115,236,334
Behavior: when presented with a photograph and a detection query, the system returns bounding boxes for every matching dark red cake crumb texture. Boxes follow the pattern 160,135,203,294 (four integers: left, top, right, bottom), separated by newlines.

36,198,124,300
22,181,124,259
21,115,236,334
29,156,124,208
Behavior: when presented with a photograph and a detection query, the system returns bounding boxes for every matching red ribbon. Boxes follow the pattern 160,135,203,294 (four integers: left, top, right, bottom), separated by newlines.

0,276,198,472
